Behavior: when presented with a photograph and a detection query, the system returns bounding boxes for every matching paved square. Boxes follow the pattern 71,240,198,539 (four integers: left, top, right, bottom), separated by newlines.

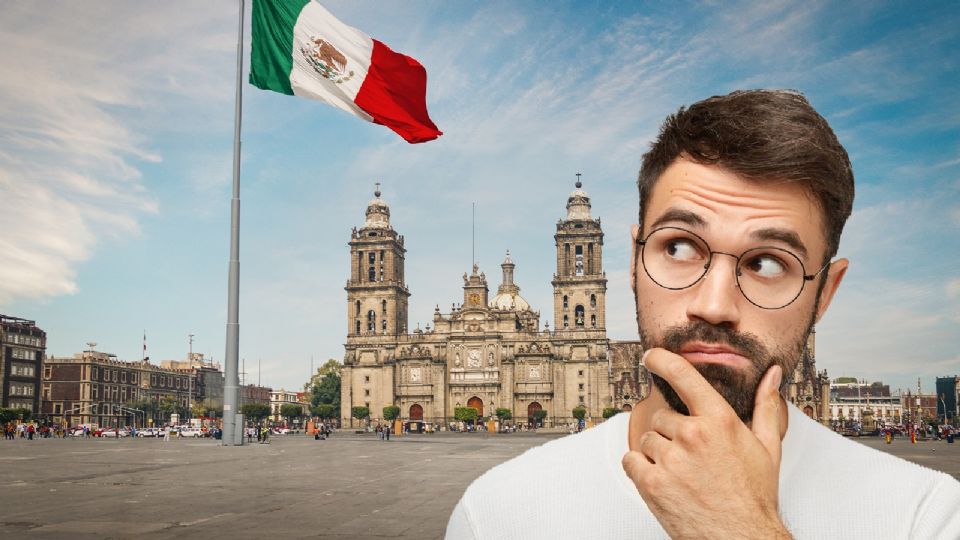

0,431,957,539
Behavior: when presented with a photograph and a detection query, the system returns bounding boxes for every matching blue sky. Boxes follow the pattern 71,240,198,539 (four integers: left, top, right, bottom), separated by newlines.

1,1,957,395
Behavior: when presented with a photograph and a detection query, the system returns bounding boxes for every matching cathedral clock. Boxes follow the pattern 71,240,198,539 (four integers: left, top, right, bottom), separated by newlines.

469,293,481,305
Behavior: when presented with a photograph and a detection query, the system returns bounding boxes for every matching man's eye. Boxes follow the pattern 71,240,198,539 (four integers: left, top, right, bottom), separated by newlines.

743,254,787,278
664,239,700,262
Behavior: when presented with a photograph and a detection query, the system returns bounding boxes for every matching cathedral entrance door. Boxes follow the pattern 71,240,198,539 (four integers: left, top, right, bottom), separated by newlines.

527,401,542,427
467,396,484,418
409,404,424,421
621,403,633,412
803,405,814,418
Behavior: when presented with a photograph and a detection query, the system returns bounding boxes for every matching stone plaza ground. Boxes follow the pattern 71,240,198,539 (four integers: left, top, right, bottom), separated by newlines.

0,430,958,539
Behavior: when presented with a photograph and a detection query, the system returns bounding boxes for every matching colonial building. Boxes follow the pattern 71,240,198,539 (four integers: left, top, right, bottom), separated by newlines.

340,182,827,427
0,314,45,413
785,331,831,424
42,350,196,428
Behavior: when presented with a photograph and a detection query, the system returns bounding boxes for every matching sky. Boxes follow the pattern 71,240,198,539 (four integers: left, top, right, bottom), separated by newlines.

1,1,957,396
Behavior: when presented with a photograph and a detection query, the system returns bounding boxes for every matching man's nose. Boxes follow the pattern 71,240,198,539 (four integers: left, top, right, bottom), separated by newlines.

684,253,742,328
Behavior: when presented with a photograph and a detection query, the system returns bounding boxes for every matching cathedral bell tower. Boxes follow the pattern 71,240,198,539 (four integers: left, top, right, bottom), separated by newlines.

552,175,607,331
346,186,410,336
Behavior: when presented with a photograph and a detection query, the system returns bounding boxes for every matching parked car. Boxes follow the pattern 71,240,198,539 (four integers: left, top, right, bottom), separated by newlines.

137,428,159,437
100,428,130,438
179,427,203,438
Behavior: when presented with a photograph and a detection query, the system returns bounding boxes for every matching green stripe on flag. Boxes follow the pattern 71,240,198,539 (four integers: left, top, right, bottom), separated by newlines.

249,0,310,95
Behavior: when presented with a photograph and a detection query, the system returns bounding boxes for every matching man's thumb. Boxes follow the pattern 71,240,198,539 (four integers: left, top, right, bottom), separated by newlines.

752,365,784,466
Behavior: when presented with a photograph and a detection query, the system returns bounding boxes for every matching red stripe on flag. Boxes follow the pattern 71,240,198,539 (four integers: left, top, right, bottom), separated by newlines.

354,39,442,144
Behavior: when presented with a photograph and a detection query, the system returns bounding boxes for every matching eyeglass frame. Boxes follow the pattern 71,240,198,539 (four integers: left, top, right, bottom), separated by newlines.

636,226,832,310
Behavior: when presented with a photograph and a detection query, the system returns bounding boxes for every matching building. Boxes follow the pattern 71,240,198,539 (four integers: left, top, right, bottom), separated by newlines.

935,376,959,423
269,388,301,423
240,384,272,406
42,350,195,428
161,354,224,412
340,183,827,427
0,314,46,413
902,391,940,425
828,378,903,427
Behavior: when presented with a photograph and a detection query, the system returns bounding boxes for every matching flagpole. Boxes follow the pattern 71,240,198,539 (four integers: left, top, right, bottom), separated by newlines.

222,0,245,446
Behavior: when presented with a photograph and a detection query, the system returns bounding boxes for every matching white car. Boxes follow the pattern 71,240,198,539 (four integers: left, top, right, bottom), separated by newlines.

179,427,203,438
100,429,130,438
137,428,159,437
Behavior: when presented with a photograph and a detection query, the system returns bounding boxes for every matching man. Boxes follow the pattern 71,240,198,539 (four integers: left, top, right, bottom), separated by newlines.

446,90,960,539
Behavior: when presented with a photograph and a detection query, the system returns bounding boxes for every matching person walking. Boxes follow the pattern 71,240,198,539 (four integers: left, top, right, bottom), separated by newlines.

384,424,391,441
27,423,35,440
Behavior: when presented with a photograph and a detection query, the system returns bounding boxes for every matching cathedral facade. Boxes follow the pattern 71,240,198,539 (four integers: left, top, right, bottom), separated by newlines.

338,182,827,428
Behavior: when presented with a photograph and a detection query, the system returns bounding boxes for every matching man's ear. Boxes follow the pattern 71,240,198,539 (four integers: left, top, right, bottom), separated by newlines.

630,224,641,296
815,258,848,323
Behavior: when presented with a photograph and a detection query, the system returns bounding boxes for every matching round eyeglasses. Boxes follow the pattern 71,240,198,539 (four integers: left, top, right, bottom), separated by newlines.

637,226,830,310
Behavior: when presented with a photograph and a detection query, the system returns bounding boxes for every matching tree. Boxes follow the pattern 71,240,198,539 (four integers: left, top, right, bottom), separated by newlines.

531,409,548,427
309,360,342,415
572,407,587,421
313,403,336,419
0,408,18,424
495,408,512,421
602,407,620,419
280,404,303,423
351,406,370,423
240,402,271,423
454,407,478,423
127,398,159,424
382,405,400,421
158,396,187,422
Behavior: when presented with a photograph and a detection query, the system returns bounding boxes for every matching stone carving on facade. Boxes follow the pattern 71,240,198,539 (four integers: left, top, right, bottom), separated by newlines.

454,351,461,367
467,349,482,368
487,352,495,366
529,365,541,379
410,367,421,382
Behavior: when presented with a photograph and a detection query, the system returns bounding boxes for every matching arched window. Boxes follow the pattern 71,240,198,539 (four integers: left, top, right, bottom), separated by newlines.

367,310,376,332
590,314,596,327
563,295,568,309
590,294,596,308
382,299,387,314
575,305,585,327
369,268,376,281
355,320,360,334
355,300,361,316
563,315,569,328
382,318,387,332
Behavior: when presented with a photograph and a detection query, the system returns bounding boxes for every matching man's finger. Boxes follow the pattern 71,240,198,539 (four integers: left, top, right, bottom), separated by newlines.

750,364,784,468
649,407,684,441
622,449,655,484
644,348,730,416
637,430,671,464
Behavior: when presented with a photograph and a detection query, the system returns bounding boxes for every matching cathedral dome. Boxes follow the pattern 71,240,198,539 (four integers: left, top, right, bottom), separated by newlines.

490,250,530,311
566,176,592,220
364,185,391,229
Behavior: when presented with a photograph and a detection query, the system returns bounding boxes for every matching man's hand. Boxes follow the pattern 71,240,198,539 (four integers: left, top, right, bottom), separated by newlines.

621,348,792,539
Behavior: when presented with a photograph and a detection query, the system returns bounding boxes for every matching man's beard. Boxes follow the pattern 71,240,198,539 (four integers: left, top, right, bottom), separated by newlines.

638,317,808,422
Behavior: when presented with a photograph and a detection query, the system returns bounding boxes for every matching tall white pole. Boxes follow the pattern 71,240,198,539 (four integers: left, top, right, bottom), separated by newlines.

222,0,245,446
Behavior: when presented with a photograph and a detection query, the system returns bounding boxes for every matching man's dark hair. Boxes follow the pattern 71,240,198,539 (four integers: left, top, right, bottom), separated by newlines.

638,89,855,261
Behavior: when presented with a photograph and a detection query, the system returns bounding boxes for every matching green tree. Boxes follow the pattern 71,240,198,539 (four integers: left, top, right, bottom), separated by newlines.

531,409,547,427
495,408,512,421
454,407,478,423
157,396,187,422
572,407,587,421
280,404,303,423
0,408,18,424
126,398,159,424
313,403,336,419
382,405,400,421
240,402,271,422
351,406,370,423
602,407,620,419
309,360,342,414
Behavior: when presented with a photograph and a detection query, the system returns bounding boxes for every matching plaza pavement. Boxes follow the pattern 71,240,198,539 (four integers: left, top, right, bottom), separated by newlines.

0,430,957,539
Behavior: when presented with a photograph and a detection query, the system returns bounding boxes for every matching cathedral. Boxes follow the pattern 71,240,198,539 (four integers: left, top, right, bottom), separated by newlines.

339,181,828,428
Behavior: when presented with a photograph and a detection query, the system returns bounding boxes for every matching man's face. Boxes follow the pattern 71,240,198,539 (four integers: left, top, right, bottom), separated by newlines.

631,158,848,421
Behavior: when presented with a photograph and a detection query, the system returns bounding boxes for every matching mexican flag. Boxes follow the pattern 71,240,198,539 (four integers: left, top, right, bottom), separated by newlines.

249,0,442,144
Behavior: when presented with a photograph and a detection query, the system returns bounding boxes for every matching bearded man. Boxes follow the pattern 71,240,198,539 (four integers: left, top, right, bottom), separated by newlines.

445,89,960,539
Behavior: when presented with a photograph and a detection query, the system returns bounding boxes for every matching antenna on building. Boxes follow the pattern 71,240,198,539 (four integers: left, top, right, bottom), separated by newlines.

472,202,476,267
86,341,97,352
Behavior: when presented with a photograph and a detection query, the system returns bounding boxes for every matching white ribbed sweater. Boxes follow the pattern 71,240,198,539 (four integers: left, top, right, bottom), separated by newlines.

446,404,960,539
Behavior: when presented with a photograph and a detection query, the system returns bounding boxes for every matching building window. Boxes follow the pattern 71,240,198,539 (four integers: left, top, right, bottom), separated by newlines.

563,295,568,309
364,389,370,396
364,375,370,383
590,294,596,308
591,314,596,328
579,395,585,403
44,366,52,379
54,403,62,414
382,319,387,332
574,305,585,327
578,383,584,390
382,299,387,314
121,372,127,383
575,245,584,276
355,320,361,334
367,310,376,332
355,300,361,316
588,243,594,274
578,370,584,377
563,315,569,328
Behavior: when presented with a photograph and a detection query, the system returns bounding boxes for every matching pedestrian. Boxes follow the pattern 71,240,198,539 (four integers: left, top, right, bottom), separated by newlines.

163,426,171,441
377,424,383,440
385,424,390,441
27,423,35,440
